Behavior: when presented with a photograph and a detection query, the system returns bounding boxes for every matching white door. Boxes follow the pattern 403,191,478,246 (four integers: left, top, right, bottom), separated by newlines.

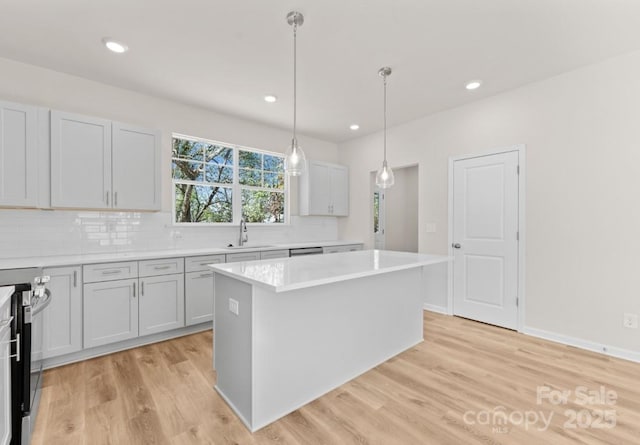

329,165,349,216
112,123,160,210
0,101,38,208
373,188,386,249
139,274,185,336
84,279,138,348
51,111,112,208
185,271,214,326
452,151,519,329
42,266,82,358
308,161,330,215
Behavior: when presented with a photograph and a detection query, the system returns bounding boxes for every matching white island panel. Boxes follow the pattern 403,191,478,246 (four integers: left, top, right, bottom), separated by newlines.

211,250,449,432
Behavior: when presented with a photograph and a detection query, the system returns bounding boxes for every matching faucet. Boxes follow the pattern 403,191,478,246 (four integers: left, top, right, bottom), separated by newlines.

239,218,248,246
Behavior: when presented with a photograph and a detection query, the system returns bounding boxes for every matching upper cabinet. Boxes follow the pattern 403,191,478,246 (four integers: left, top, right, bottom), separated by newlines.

299,160,349,216
112,123,161,211
51,111,160,211
0,100,38,207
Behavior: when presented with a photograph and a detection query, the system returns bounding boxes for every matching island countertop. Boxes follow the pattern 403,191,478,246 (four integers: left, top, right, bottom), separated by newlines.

209,249,449,293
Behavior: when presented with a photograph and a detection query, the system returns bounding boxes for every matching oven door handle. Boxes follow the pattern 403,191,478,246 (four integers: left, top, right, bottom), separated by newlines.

31,288,52,317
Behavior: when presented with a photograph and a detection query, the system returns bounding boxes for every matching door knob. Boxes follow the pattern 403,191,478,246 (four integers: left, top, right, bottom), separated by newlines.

452,243,461,249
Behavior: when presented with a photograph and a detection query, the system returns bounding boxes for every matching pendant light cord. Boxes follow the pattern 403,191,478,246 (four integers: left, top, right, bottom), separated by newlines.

293,19,297,144
383,74,387,163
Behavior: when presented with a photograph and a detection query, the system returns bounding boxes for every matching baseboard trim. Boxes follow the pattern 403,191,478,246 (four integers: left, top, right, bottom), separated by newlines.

423,303,448,315
523,326,640,364
42,323,212,369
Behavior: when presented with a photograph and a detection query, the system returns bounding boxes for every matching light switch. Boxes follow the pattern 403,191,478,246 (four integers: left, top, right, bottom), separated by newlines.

425,223,436,233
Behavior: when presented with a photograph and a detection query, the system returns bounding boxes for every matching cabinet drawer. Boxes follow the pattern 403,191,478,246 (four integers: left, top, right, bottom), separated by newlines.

139,257,184,277
226,252,260,263
260,250,290,260
185,254,226,273
83,261,138,283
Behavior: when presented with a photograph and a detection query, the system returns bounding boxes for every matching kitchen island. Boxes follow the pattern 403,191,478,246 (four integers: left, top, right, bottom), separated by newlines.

209,249,449,432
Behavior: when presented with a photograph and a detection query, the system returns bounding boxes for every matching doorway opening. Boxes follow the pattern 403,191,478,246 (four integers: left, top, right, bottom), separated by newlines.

371,164,419,252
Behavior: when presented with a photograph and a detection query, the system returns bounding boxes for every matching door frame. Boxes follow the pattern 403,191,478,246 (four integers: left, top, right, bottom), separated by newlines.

446,144,526,332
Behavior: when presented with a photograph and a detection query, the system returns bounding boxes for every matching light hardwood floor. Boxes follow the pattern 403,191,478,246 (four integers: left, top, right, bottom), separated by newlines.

32,312,640,444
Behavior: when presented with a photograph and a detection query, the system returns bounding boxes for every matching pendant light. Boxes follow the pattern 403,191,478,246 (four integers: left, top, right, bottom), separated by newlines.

284,11,306,176
375,67,395,189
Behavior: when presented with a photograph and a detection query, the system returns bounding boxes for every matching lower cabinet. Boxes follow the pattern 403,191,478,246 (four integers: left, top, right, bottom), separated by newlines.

139,274,185,336
84,278,138,348
185,271,214,326
185,254,224,326
323,244,363,254
42,266,82,358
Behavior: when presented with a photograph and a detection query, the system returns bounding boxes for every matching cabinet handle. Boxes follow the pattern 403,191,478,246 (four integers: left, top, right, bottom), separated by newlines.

153,265,171,270
141,281,144,296
101,270,122,275
114,191,118,207
133,282,136,298
199,273,213,278
73,270,77,287
106,191,109,206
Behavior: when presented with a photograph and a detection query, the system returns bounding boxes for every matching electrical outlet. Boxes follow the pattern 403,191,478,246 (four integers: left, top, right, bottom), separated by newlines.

623,313,638,329
229,298,239,316
425,223,437,233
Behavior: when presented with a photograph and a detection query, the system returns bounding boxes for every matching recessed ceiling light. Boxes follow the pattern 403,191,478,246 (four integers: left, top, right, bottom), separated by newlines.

102,38,128,54
465,80,482,90
264,95,277,103
349,124,360,131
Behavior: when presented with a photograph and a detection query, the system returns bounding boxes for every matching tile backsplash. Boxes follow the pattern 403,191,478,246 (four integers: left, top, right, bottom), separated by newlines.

0,209,338,259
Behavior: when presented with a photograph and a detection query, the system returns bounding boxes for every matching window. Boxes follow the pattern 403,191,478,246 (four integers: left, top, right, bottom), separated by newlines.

172,135,286,224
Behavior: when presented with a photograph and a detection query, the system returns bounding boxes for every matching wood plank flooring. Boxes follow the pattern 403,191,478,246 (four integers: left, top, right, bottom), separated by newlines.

32,312,640,444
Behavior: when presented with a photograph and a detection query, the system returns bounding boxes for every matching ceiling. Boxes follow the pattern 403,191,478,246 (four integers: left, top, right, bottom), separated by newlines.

1,0,640,142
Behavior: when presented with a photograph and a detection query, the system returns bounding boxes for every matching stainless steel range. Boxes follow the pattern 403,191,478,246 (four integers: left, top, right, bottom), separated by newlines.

0,268,51,445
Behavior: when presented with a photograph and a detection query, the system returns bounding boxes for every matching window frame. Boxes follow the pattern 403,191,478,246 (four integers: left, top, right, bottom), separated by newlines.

171,133,289,226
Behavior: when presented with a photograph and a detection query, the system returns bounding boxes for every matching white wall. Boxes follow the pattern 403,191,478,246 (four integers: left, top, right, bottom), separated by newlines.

339,50,640,356
384,165,418,252
0,57,340,258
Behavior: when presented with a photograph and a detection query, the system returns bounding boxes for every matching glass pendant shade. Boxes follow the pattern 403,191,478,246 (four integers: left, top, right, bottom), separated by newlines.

375,160,395,189
284,139,306,176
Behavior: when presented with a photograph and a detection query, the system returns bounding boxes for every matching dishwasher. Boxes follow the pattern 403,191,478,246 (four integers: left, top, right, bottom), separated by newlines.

289,247,324,257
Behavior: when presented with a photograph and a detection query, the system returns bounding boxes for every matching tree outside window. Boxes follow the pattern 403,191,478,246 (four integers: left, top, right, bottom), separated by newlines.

172,135,286,224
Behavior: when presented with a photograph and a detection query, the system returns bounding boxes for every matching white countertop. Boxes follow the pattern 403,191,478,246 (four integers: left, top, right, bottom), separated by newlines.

0,240,363,269
210,249,450,292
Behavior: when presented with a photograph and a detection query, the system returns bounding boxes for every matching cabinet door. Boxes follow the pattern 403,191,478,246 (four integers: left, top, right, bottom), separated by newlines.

0,100,37,207
84,279,138,348
308,161,331,215
329,166,349,216
42,266,82,359
185,271,214,326
51,111,112,208
112,123,160,211
0,316,11,445
139,274,185,336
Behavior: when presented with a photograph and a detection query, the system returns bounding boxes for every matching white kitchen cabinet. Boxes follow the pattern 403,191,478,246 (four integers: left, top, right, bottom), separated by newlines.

322,244,363,254
139,274,185,336
0,100,38,208
226,252,261,263
299,160,349,216
50,111,160,210
84,278,138,348
185,254,224,326
112,123,160,211
260,250,290,260
185,271,215,326
42,266,82,359
51,110,112,209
